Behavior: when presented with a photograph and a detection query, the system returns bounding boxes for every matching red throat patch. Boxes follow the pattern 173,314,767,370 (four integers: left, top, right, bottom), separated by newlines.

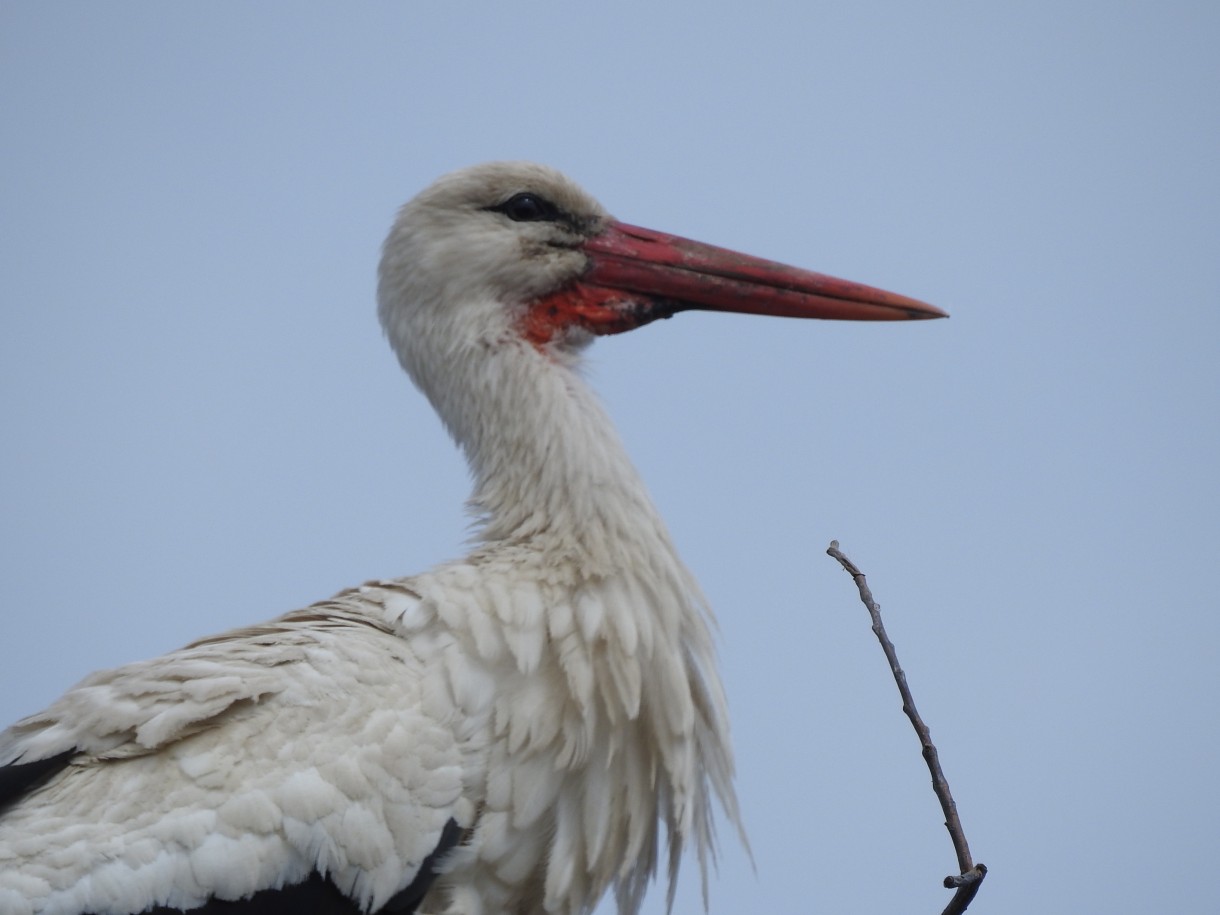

520,283,650,346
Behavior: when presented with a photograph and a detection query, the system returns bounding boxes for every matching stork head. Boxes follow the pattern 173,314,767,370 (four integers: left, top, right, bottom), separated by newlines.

378,162,945,406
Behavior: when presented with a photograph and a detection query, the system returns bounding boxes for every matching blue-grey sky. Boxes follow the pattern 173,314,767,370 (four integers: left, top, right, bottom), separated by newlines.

2,3,1218,913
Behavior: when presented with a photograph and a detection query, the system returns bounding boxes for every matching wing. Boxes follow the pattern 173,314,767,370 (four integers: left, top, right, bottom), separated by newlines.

0,584,472,915
128,822,462,915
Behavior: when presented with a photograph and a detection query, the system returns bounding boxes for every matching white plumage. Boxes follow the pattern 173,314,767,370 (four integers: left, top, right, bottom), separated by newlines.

0,162,943,915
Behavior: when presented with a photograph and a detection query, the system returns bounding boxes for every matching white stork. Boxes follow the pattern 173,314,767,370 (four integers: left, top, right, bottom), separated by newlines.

0,162,945,915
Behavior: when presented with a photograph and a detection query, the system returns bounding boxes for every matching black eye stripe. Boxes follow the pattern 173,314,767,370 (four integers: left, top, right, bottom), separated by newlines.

488,192,563,223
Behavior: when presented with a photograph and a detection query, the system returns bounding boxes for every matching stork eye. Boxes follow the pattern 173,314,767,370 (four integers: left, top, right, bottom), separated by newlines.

492,193,561,223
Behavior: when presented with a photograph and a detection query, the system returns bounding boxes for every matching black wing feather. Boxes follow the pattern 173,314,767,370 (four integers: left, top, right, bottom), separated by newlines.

126,873,359,915
0,749,77,815
385,817,463,912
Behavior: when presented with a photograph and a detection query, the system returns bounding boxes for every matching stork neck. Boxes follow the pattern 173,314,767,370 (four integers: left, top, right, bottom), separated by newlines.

452,341,662,560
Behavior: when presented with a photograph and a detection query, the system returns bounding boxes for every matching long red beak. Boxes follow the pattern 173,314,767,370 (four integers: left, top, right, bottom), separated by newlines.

522,220,945,344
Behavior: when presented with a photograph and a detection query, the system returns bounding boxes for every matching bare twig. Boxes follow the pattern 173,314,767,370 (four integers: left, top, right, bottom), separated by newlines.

826,540,987,915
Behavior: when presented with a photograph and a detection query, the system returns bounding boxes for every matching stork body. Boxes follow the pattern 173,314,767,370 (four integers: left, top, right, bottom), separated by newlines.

0,163,943,915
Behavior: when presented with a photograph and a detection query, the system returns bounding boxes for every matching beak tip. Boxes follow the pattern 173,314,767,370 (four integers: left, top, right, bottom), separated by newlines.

897,297,949,320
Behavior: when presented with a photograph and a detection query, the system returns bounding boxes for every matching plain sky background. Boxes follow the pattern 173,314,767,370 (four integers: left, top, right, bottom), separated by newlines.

2,3,1218,913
